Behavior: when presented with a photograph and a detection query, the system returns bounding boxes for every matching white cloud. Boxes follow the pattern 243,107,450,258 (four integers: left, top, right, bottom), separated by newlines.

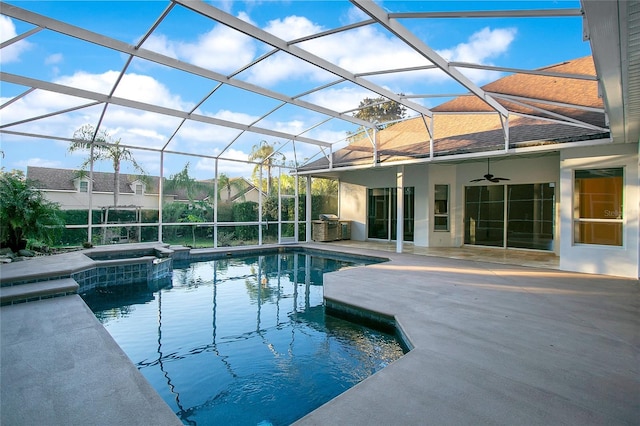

439,27,517,83
264,15,323,41
144,17,257,74
141,34,178,59
195,149,253,177
244,13,516,89
16,157,63,169
213,109,258,125
0,16,32,64
45,53,63,65
440,27,516,63
306,86,373,113
343,5,370,25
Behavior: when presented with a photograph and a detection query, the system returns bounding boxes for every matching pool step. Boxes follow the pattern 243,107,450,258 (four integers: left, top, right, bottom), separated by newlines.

0,278,79,306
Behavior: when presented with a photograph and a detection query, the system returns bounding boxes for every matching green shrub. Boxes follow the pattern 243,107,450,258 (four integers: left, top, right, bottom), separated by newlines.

0,170,64,251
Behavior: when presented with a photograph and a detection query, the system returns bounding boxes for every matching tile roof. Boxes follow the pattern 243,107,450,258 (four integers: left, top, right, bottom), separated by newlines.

26,167,158,194
300,56,607,171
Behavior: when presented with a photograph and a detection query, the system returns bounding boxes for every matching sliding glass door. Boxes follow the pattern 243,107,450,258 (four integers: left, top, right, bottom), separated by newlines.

367,187,414,242
465,183,555,250
464,186,505,247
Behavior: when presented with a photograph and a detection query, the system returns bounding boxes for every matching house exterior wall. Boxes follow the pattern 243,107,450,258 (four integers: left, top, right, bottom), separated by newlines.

559,144,639,278
333,148,639,278
428,163,457,247
40,190,167,210
339,155,561,249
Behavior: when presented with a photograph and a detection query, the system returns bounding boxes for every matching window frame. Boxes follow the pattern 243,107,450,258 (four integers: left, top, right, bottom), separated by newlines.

433,184,449,232
79,180,89,193
572,167,624,247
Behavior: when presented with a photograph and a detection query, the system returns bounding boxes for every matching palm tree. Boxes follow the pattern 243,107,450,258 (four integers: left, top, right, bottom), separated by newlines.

68,124,146,208
69,124,146,244
248,141,284,195
217,173,247,202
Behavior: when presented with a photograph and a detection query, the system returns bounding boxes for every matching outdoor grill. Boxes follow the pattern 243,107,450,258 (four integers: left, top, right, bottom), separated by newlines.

312,214,350,242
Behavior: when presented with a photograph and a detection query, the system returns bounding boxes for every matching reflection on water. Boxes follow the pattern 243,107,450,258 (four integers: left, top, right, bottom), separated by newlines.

83,252,404,426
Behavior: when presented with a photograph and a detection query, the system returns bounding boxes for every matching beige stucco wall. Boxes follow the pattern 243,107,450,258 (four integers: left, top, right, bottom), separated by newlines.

41,191,166,210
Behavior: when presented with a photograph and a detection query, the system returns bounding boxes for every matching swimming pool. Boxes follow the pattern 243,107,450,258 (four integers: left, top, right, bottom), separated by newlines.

83,251,405,425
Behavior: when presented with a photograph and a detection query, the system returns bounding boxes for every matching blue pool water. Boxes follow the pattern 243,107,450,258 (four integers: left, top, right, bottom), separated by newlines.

83,251,405,425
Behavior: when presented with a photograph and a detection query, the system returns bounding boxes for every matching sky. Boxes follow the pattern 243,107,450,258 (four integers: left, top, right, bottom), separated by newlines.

0,0,591,180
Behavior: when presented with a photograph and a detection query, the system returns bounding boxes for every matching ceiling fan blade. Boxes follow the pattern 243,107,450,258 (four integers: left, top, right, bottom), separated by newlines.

470,178,485,182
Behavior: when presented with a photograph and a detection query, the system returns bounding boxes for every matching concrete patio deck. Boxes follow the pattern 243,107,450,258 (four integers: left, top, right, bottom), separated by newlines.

1,243,638,425
298,244,639,425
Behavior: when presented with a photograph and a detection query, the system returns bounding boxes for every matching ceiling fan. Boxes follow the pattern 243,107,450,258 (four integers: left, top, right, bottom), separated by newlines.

470,158,510,183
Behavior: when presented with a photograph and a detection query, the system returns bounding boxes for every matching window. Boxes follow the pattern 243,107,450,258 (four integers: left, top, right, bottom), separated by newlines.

79,181,88,193
574,168,623,246
434,184,449,231
135,183,144,195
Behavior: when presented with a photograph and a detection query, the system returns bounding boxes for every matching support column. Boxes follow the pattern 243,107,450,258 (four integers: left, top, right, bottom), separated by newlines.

305,176,312,242
396,166,404,253
213,159,218,248
158,151,164,243
88,146,94,245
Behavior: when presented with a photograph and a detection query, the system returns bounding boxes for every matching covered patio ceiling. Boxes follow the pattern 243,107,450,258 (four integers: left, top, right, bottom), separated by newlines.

0,0,636,175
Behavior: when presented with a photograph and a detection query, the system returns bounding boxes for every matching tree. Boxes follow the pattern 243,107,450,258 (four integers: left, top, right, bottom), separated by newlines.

348,96,407,143
164,162,214,203
354,96,407,125
0,170,64,251
217,173,245,202
68,124,146,208
249,140,285,195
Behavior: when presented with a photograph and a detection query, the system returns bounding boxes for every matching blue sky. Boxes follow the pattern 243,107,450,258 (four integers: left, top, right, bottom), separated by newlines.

0,0,590,179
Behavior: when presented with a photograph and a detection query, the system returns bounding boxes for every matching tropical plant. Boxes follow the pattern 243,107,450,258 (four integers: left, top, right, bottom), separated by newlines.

217,172,247,202
69,124,146,208
0,169,64,251
180,212,204,248
164,162,215,203
249,140,285,195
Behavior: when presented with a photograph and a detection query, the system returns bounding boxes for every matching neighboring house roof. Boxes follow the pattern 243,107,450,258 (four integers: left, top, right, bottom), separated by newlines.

26,166,262,203
300,56,608,171
26,167,160,194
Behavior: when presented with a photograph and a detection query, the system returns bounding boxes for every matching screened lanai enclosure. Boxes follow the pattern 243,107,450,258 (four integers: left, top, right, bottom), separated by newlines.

1,0,637,251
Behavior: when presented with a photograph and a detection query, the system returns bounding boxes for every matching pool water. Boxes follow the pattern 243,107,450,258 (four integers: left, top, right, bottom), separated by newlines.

83,252,405,425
